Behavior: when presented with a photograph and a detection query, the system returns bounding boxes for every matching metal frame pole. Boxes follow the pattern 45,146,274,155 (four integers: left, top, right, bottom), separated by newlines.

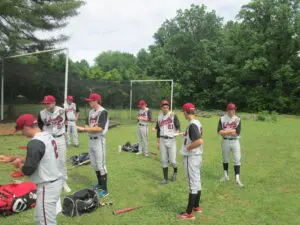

64,48,69,103
129,80,133,120
170,80,174,112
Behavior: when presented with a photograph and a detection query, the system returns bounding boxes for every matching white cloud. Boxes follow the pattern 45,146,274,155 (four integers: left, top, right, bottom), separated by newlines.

53,0,251,64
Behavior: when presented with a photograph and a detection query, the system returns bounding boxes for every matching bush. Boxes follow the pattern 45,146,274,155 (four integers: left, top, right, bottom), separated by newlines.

257,111,278,122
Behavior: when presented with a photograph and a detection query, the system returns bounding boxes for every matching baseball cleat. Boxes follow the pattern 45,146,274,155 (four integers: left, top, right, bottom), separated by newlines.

176,212,195,220
74,144,79,147
236,180,244,188
135,151,143,155
160,179,168,185
92,184,103,190
220,176,230,182
171,173,177,182
98,190,109,198
144,153,149,157
193,207,202,213
63,183,71,193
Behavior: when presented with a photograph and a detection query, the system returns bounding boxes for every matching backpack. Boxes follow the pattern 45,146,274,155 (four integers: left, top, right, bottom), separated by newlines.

122,142,139,153
69,153,90,166
0,181,37,216
62,188,99,217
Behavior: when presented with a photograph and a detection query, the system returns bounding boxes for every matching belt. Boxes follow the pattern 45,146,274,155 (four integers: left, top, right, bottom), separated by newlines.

52,134,63,138
90,137,99,140
139,123,147,126
223,137,238,140
160,136,174,139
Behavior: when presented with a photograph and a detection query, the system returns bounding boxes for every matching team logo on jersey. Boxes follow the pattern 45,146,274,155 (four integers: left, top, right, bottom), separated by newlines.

158,117,173,127
139,112,146,117
223,121,238,129
89,115,98,126
45,116,63,126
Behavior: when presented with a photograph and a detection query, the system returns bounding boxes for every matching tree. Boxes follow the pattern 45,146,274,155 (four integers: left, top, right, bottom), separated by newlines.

0,0,84,54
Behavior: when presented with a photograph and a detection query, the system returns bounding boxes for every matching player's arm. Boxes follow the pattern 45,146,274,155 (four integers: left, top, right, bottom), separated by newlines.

76,104,80,121
174,114,180,133
156,121,160,149
21,140,45,176
85,111,108,133
147,109,152,122
37,113,44,130
217,119,235,136
233,120,241,136
187,124,203,151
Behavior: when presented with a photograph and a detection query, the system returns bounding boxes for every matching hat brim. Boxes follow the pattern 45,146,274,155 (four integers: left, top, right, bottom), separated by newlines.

85,98,94,101
41,100,54,104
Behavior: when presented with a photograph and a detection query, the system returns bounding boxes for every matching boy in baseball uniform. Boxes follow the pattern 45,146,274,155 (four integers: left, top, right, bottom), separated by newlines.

155,100,180,184
177,103,203,220
217,103,244,187
136,100,152,157
37,95,71,193
63,95,79,147
77,93,109,197
15,114,63,225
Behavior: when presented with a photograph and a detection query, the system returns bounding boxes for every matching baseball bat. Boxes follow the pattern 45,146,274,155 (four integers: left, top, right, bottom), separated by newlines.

150,152,157,156
18,146,27,150
113,206,142,215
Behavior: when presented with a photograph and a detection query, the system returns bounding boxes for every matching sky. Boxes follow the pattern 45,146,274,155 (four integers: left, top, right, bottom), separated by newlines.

45,0,251,65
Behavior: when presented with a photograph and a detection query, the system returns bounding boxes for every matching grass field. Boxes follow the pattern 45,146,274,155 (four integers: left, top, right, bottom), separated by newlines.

1,113,300,225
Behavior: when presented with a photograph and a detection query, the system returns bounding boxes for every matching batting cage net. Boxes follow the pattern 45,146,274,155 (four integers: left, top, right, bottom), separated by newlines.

0,49,173,130
1,50,67,126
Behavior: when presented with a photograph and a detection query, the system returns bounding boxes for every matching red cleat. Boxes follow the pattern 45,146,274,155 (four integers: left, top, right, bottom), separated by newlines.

176,212,195,220
193,207,202,213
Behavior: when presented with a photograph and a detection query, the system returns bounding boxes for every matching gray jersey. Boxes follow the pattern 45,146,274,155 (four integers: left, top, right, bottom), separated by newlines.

64,103,77,121
29,132,62,184
39,106,66,136
182,119,203,156
220,115,241,139
157,112,176,137
138,108,151,125
88,106,109,137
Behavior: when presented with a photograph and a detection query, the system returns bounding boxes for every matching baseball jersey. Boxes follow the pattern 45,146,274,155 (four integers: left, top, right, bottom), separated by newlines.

38,106,66,136
217,115,241,139
64,102,79,121
156,112,180,138
182,119,203,156
22,132,62,184
138,108,152,125
88,106,109,137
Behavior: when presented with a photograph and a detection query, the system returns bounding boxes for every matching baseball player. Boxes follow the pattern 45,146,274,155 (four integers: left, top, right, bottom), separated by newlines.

15,114,63,225
63,95,79,147
155,100,180,184
37,95,71,193
177,103,203,220
217,103,244,187
136,100,152,156
77,93,109,197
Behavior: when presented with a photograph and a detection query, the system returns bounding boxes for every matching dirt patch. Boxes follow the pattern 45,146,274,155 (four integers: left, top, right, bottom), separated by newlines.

0,123,17,136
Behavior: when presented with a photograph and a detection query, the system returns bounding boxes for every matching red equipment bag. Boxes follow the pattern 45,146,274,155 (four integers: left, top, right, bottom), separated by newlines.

0,181,37,216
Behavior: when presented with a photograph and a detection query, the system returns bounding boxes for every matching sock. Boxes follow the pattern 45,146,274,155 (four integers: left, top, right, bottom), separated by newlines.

101,174,108,192
95,171,101,186
186,193,197,214
223,163,229,177
234,165,240,181
194,190,201,208
174,167,178,174
163,167,168,180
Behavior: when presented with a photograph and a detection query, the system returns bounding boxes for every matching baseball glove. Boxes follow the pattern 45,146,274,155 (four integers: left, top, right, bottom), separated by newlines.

11,170,24,178
0,155,17,163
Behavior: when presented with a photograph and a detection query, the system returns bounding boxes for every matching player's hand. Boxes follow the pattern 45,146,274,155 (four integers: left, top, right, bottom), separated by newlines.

152,127,156,132
156,139,160,150
77,126,85,131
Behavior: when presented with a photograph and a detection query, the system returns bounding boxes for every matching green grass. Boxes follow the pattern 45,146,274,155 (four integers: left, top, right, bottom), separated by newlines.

1,114,300,225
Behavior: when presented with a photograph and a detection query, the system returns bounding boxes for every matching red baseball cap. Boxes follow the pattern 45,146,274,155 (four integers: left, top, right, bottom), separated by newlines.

160,100,170,107
85,93,101,101
182,103,196,112
41,95,56,104
67,96,73,101
138,100,147,107
15,114,38,131
227,103,236,110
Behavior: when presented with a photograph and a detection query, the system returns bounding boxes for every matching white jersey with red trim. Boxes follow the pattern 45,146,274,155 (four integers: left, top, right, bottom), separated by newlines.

157,112,176,137
64,102,77,121
182,119,203,156
40,106,66,136
220,115,241,139
138,108,150,125
88,106,109,137
29,132,62,184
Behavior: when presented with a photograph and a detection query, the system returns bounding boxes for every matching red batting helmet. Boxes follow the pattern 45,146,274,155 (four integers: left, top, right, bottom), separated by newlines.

160,100,170,107
41,95,55,104
67,96,73,101
138,100,147,107
85,93,101,102
227,103,236,110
